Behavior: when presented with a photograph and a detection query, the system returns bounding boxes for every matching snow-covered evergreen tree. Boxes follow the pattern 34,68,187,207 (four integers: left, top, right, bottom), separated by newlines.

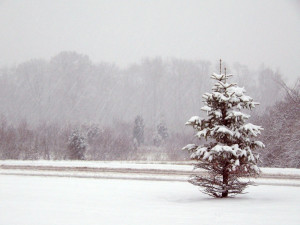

153,118,168,147
183,64,264,198
133,115,144,146
68,129,87,160
157,121,168,140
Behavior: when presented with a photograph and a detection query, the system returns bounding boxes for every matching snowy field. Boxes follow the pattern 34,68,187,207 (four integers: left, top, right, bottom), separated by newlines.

0,175,300,225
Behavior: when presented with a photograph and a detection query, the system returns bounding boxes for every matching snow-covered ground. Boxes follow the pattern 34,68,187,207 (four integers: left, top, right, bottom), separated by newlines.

0,175,299,225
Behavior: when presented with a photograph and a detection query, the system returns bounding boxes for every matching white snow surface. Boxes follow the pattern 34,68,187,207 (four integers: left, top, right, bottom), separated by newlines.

201,105,212,112
185,116,202,126
242,123,263,136
0,175,300,225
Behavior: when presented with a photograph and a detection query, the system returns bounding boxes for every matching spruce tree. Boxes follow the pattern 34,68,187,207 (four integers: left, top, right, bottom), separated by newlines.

68,129,87,160
133,115,144,146
183,61,264,198
157,121,168,141
153,118,168,147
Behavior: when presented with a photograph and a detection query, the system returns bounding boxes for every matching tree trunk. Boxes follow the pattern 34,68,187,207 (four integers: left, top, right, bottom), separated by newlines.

222,169,229,198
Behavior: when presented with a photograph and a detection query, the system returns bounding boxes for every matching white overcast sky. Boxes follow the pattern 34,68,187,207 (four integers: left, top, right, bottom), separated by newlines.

0,0,299,80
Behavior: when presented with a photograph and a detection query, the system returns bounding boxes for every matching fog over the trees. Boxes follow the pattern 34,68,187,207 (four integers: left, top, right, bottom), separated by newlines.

0,53,284,129
0,0,299,83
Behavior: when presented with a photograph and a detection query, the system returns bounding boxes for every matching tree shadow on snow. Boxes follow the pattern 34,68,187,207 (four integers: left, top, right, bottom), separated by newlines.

167,191,273,204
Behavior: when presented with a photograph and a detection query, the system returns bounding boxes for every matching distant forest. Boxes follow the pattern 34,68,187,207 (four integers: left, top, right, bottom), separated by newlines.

0,52,299,167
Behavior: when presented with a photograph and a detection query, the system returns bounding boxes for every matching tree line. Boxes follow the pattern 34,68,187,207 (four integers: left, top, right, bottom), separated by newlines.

0,51,298,167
